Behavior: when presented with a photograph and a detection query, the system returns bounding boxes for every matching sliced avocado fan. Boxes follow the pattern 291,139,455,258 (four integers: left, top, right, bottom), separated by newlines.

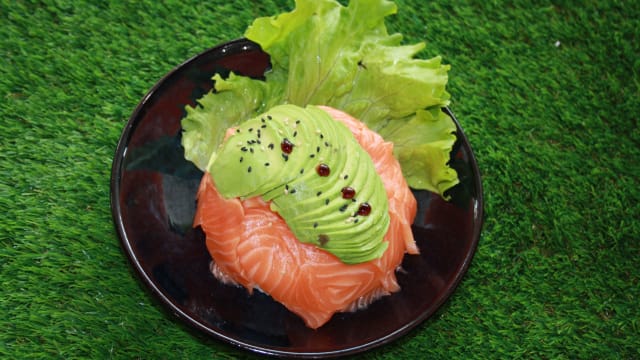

209,104,390,264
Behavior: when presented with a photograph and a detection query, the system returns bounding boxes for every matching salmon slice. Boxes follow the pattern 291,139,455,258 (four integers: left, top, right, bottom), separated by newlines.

193,106,418,329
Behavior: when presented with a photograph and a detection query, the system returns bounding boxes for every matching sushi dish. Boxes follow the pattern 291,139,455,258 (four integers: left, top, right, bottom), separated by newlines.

194,105,418,328
181,0,459,329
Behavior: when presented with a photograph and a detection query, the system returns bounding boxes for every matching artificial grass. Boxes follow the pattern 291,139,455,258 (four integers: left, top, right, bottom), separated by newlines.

1,0,638,358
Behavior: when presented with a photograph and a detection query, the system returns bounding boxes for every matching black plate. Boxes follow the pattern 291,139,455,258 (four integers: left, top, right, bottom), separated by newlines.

110,39,483,358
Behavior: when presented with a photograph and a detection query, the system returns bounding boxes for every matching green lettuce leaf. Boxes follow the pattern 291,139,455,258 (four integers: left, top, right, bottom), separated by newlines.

182,72,286,170
383,109,459,196
181,0,459,196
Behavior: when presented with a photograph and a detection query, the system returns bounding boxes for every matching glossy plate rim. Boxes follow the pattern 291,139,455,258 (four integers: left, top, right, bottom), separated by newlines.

110,38,484,358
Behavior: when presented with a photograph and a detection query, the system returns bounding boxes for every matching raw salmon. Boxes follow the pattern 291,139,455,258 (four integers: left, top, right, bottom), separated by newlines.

193,106,418,329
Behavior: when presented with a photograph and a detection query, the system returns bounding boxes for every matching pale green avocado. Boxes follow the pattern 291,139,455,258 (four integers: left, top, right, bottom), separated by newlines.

209,104,390,264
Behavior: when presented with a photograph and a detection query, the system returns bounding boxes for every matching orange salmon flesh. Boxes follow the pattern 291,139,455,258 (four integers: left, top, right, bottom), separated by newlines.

193,106,418,329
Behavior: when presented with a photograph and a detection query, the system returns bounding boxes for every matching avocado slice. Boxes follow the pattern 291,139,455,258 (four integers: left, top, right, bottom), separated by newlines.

209,104,390,264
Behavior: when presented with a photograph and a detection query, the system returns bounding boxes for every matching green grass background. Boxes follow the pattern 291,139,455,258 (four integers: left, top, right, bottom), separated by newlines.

2,0,639,358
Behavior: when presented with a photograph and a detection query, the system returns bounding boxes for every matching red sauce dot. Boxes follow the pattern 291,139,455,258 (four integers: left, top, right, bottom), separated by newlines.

341,187,356,199
316,163,330,177
318,234,329,246
281,138,294,154
357,202,372,216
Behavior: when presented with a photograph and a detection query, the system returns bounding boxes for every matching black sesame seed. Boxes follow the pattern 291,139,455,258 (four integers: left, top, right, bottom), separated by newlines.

313,222,318,228
293,131,298,137
325,199,330,205
310,154,315,158
261,124,267,128
316,191,322,196
265,162,270,167
295,119,301,124
282,153,289,161
257,140,261,144
248,128,253,132
250,148,254,153
247,166,252,173
300,168,304,174
343,175,349,180
320,134,324,139
316,146,320,153
290,188,297,194
285,184,289,190
236,129,241,133
261,118,266,123
267,115,272,120
325,141,330,147
268,143,274,150
241,147,248,152
354,219,359,223
339,204,348,212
